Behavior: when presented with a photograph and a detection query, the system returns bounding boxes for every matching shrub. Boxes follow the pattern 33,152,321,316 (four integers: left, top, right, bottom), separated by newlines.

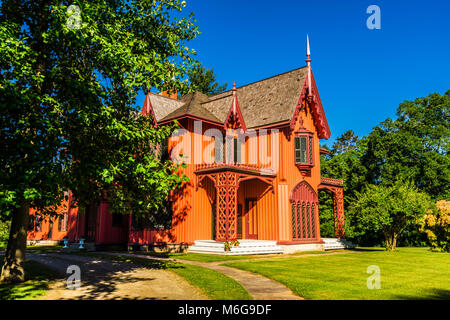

420,200,450,252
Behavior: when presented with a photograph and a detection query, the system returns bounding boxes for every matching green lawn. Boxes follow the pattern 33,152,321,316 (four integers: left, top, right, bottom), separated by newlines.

0,259,61,300
223,247,450,300
84,253,252,300
127,250,331,263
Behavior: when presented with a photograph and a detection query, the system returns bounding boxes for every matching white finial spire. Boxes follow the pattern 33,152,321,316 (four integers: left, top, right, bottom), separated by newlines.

306,34,312,98
306,34,311,62
232,82,237,113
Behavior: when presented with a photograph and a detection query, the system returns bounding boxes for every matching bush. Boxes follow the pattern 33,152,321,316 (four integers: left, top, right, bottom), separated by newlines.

0,220,10,244
420,200,450,252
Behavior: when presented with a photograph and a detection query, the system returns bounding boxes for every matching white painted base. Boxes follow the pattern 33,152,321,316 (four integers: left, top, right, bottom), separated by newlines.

322,238,356,250
279,243,324,254
27,240,60,246
188,240,284,255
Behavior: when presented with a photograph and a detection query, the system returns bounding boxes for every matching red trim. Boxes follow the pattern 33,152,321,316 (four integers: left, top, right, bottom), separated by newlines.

250,120,291,130
309,71,331,139
158,114,223,127
224,94,247,131
141,93,158,126
289,70,331,139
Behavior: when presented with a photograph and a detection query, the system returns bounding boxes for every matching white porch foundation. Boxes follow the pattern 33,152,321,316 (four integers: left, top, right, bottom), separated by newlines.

188,240,284,255
322,238,356,250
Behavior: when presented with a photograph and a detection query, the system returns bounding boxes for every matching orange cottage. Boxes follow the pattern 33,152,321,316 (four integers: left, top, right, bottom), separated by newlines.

27,56,347,254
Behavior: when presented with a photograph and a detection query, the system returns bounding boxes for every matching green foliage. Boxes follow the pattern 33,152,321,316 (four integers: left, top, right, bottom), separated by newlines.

318,191,335,238
0,221,10,244
363,91,450,199
321,91,449,246
348,181,432,251
183,65,228,96
331,130,359,156
0,0,200,221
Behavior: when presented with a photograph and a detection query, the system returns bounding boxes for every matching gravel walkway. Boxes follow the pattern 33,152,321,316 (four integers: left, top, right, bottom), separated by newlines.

27,253,207,300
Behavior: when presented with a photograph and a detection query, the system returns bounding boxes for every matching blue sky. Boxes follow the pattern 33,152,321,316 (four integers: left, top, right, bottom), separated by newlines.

141,0,450,146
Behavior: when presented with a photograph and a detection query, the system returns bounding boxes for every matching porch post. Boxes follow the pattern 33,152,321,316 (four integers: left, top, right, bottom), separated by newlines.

333,188,345,238
216,172,238,241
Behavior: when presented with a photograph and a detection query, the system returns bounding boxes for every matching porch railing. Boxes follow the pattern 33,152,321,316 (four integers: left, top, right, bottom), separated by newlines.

320,177,344,186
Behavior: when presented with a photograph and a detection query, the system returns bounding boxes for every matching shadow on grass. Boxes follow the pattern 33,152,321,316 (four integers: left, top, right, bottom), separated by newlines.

64,252,251,300
350,247,386,252
27,252,190,300
26,246,63,254
394,288,450,300
0,260,63,300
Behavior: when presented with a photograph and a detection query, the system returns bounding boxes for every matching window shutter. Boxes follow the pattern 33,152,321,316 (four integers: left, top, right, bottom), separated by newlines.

295,137,301,164
214,137,223,163
308,136,313,164
159,137,169,161
226,137,233,164
234,137,242,164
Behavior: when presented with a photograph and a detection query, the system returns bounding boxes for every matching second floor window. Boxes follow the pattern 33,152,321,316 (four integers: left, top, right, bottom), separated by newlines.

226,136,241,164
159,137,169,161
295,135,314,165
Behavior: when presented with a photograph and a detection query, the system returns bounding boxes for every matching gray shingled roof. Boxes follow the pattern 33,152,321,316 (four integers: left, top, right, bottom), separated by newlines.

160,92,222,123
149,94,184,122
153,66,309,128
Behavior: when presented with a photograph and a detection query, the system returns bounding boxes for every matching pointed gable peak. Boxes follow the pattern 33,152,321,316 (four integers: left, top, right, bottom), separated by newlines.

224,83,246,131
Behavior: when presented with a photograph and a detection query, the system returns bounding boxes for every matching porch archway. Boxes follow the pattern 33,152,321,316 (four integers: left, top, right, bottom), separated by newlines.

318,178,345,238
289,181,320,242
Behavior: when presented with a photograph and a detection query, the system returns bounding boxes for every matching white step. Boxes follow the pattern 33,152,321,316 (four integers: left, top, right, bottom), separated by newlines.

188,240,283,255
322,238,355,250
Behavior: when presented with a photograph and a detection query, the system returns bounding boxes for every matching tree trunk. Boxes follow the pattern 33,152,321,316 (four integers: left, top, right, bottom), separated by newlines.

0,202,30,284
385,233,398,252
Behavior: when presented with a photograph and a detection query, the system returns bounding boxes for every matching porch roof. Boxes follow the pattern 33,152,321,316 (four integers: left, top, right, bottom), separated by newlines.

195,163,276,177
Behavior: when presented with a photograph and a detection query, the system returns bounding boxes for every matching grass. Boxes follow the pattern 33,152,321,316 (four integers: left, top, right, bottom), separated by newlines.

81,252,252,300
126,250,331,263
26,245,62,253
223,247,450,300
0,258,61,300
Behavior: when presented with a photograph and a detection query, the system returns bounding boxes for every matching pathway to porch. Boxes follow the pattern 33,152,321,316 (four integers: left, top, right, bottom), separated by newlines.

28,250,357,300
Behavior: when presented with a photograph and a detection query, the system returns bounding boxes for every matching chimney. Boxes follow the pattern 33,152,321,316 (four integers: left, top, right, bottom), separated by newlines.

160,90,178,100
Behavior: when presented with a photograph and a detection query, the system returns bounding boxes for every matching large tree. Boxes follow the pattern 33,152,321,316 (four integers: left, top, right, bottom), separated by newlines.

0,0,198,283
349,181,432,251
183,65,228,96
363,91,450,199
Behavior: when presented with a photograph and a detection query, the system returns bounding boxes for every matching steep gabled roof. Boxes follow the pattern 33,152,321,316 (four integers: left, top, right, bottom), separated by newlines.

204,67,309,128
146,66,331,138
145,93,184,122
